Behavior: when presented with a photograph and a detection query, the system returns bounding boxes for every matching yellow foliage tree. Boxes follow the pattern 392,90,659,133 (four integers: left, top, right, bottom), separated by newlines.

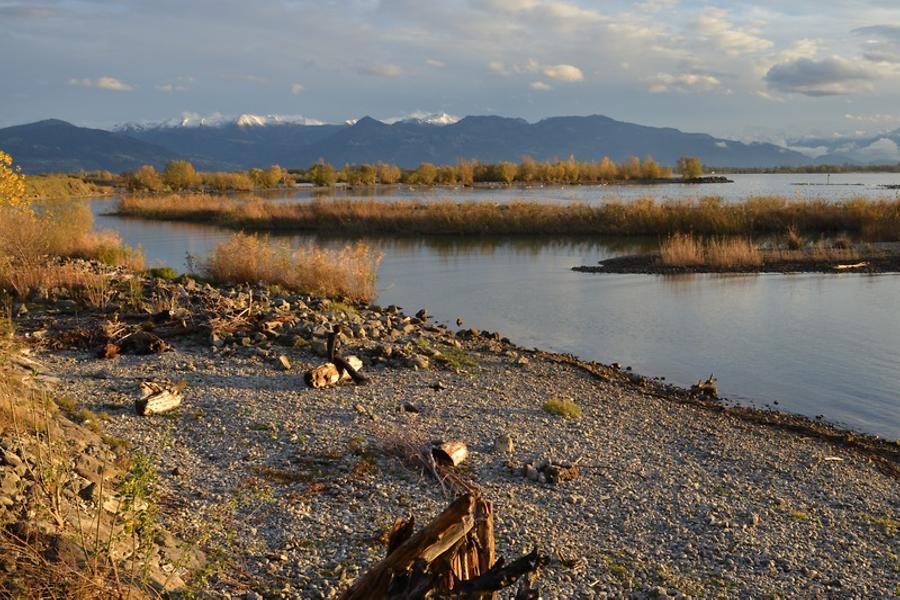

0,149,27,208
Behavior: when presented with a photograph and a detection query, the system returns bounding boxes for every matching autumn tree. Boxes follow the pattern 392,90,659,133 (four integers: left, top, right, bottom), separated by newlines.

163,160,199,191
496,161,517,184
0,150,26,208
413,162,437,185
677,156,704,179
376,162,401,184
125,165,165,192
309,161,337,186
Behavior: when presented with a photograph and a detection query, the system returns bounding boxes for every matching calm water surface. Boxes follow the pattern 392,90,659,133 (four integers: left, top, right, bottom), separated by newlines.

260,172,900,204
91,195,900,439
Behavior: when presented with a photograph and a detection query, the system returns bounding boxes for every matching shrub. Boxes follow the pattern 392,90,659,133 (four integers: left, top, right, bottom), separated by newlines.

204,233,382,301
542,398,582,419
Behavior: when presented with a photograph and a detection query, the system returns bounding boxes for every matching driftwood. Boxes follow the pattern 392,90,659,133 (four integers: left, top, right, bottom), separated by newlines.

305,326,368,388
433,442,469,467
135,381,184,416
305,356,364,388
342,494,545,599
117,330,171,355
691,374,718,397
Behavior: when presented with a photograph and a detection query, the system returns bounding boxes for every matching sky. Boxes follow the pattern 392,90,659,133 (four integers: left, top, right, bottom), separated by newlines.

2,0,900,145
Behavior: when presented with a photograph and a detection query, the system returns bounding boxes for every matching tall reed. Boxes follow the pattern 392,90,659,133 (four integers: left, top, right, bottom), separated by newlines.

118,194,900,240
204,233,382,301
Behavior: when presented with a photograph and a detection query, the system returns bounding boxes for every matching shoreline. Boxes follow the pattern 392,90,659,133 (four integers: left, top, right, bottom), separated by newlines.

574,252,900,275
8,263,898,596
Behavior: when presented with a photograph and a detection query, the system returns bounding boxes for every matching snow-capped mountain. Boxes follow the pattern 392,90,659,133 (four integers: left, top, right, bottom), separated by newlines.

384,111,460,126
116,112,327,131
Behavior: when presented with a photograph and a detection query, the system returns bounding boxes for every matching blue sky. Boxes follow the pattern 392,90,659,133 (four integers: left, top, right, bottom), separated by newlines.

2,0,900,144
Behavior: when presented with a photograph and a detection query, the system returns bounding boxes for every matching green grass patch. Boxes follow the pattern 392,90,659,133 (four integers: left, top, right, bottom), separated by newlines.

329,301,359,316
145,266,179,280
542,397,582,419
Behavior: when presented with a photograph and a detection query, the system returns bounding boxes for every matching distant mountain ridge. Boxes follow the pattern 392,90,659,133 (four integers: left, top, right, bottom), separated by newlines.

2,114,813,173
0,119,179,174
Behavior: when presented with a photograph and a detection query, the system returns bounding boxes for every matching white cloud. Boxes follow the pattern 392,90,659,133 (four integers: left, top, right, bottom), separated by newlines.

488,61,509,76
844,113,900,124
69,76,133,91
383,111,460,125
290,83,305,95
855,137,900,161
530,80,552,91
542,63,583,82
359,63,403,77
697,8,773,55
425,58,445,68
156,76,192,93
647,72,721,94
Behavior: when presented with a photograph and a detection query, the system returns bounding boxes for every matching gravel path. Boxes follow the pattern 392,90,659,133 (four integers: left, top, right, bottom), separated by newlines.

22,277,898,599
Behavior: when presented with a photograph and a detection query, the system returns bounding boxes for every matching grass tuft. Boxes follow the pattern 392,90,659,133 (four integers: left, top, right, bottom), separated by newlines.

542,397,582,419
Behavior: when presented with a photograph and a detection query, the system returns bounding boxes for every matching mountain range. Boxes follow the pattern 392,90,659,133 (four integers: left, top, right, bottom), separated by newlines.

0,113,872,174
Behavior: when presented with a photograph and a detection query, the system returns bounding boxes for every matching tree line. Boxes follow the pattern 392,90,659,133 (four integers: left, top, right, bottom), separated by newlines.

297,156,704,187
121,156,705,192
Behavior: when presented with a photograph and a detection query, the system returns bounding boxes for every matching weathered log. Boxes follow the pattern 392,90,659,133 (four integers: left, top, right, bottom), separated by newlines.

451,547,548,598
341,494,476,599
118,330,171,355
433,441,469,467
136,381,184,416
305,355,364,389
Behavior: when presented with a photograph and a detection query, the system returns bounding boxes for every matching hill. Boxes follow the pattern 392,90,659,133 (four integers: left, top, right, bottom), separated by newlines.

0,119,180,173
2,114,811,173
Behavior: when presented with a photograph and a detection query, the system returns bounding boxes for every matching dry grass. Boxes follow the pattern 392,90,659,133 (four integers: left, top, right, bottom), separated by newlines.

659,233,705,266
119,194,900,240
204,233,382,301
660,233,863,268
0,201,143,269
0,201,143,299
0,261,116,304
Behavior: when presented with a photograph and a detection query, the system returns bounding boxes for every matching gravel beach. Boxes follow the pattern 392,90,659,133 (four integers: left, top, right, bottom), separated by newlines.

19,274,900,599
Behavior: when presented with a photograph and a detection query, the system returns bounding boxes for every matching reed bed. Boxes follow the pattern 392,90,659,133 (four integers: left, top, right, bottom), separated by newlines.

659,233,863,268
204,233,382,301
118,194,900,240
660,234,762,268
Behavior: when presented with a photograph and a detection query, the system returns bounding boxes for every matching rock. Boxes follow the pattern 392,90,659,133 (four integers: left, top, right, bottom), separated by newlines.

516,356,529,366
430,381,446,391
494,434,514,454
277,355,292,371
241,337,252,347
401,402,420,413
525,464,539,481
415,308,429,320
412,355,430,370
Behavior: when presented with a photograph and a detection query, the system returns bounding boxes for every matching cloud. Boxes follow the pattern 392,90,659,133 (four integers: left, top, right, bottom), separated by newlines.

488,61,509,76
854,137,900,161
647,73,721,94
697,8,773,55
359,63,403,77
844,113,900,124
290,83,305,95
156,76,193,94
530,81,552,91
542,64,583,82
853,25,900,63
0,5,56,18
69,77,133,91
765,56,879,96
425,58,445,68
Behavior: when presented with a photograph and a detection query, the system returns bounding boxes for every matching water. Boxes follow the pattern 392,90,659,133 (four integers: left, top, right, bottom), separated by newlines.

90,194,900,440
258,172,900,204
